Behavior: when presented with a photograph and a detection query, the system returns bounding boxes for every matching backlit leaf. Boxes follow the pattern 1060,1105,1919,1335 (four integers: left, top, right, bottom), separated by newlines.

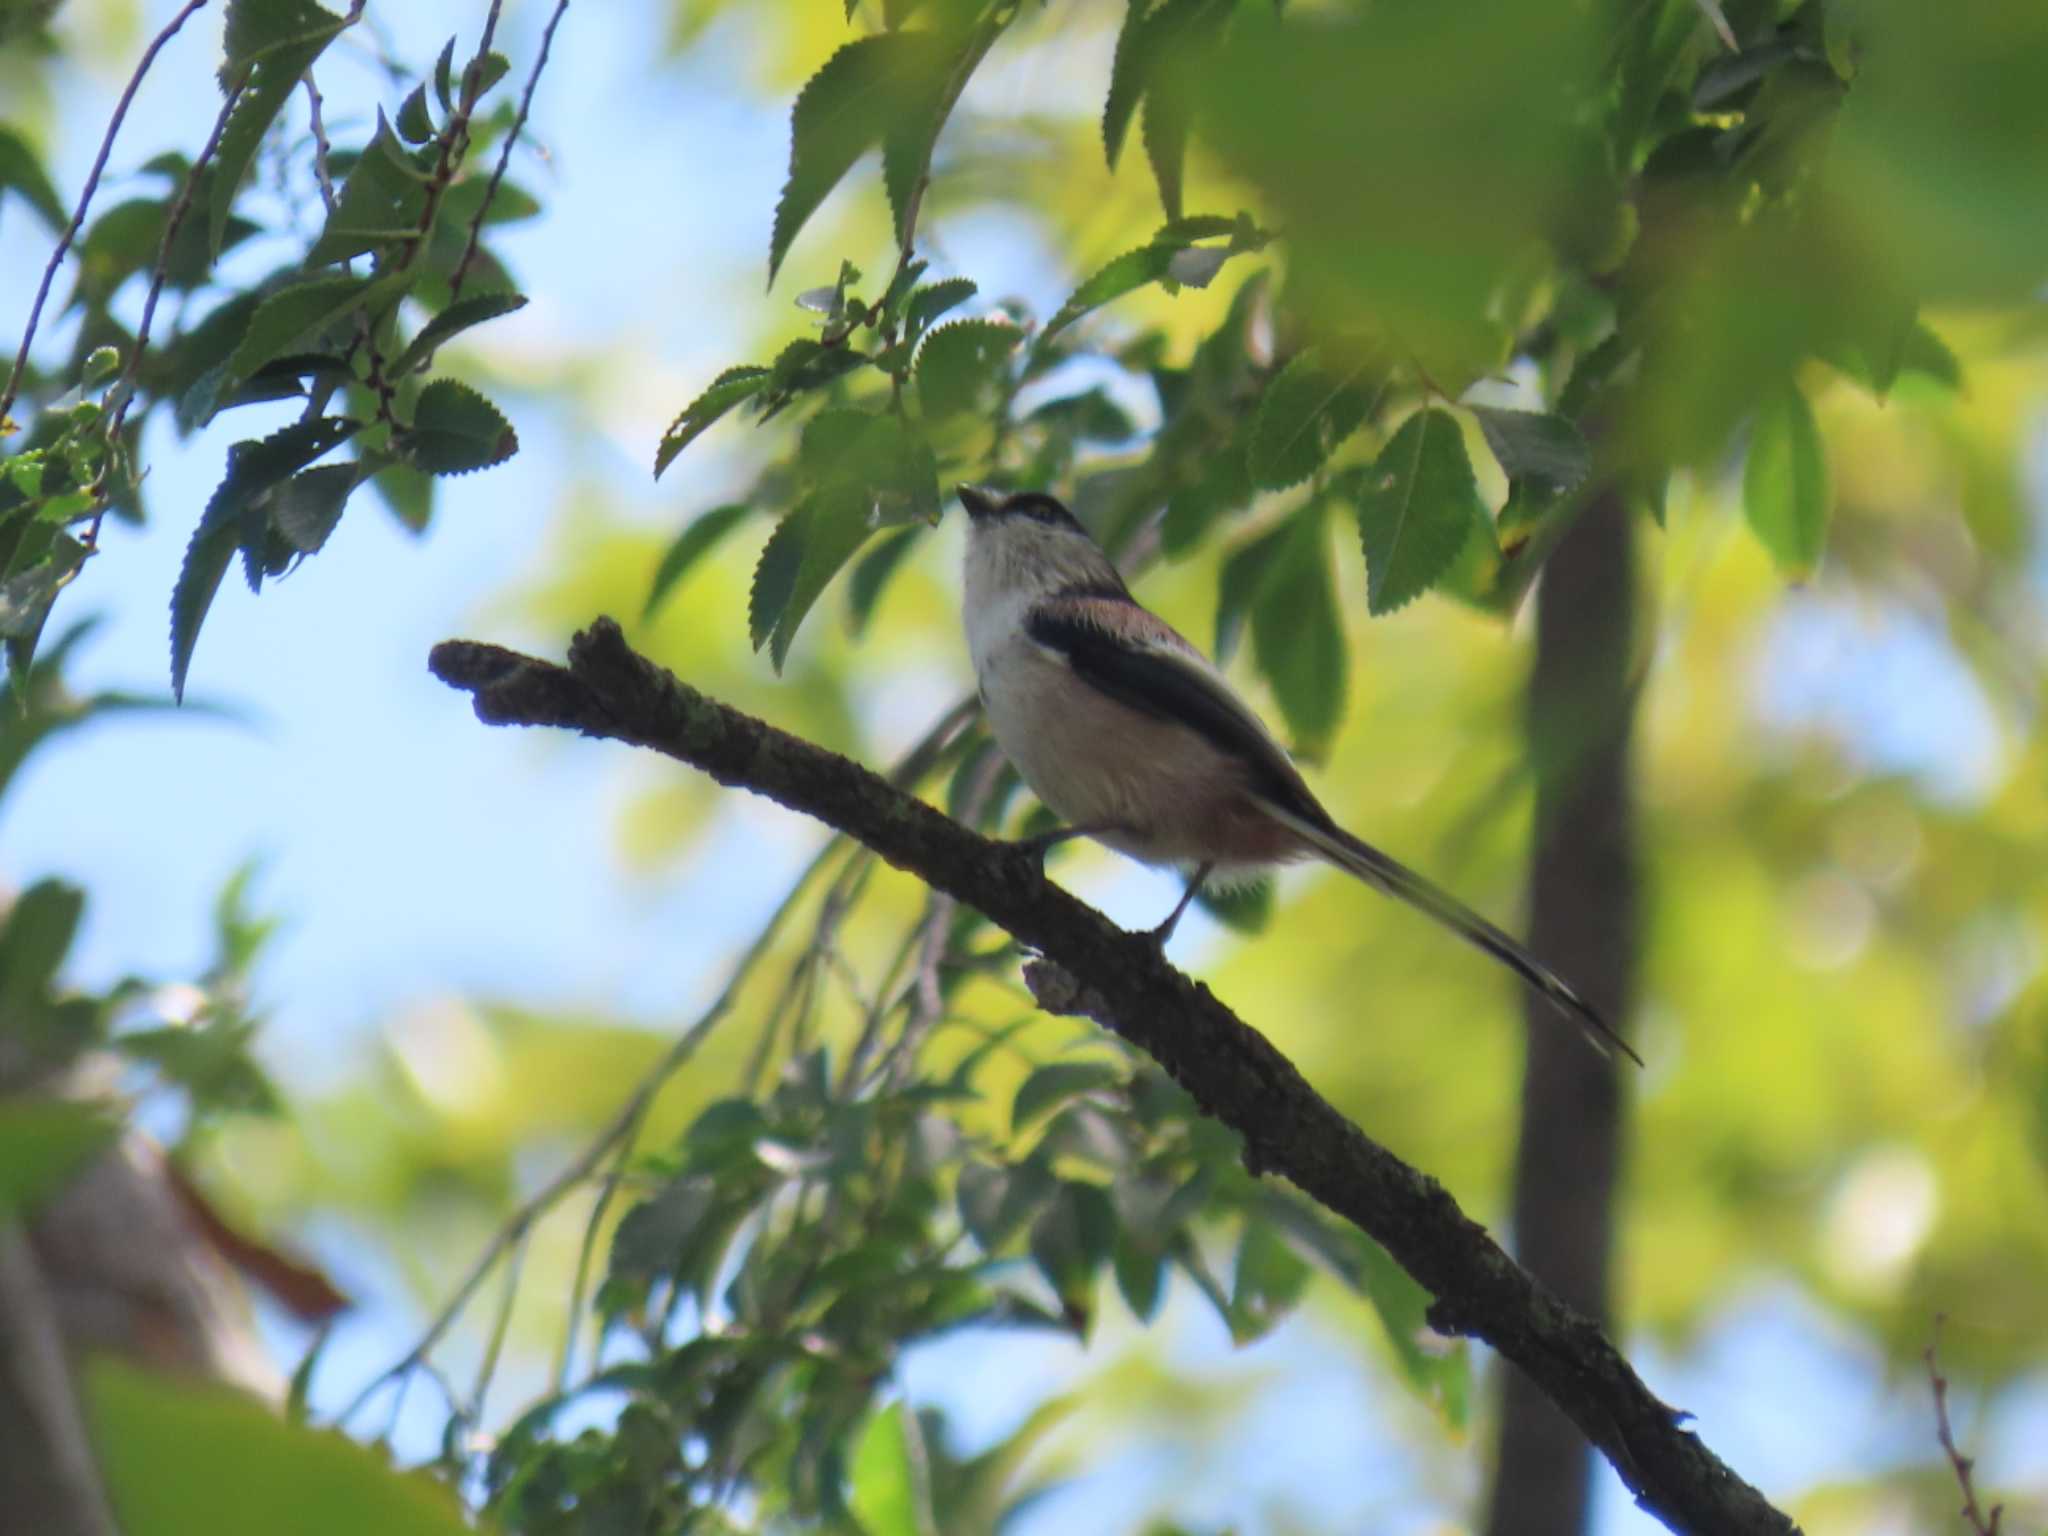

1247,348,1382,490
655,366,770,478
1742,381,1829,578
645,503,751,620
1348,408,1485,615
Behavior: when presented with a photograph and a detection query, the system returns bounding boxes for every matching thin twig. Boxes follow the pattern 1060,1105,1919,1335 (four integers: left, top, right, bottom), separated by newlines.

86,79,245,550
1926,1318,2004,1536
451,0,571,301
466,1224,530,1423
0,0,212,434
305,76,340,215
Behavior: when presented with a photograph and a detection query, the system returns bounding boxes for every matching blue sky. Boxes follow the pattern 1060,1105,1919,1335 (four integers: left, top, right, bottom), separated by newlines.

6,2,2041,1531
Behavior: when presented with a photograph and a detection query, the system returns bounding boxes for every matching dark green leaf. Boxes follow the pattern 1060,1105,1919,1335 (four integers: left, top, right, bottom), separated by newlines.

270,463,364,554
225,274,386,385
0,125,66,230
1229,1219,1311,1344
1112,1228,1166,1321
846,524,920,635
0,534,84,638
915,318,1018,421
389,291,527,377
85,1355,473,1536
1028,1183,1114,1322
0,878,85,1017
1101,0,1152,167
1012,1060,1124,1131
654,367,770,478
1134,0,1231,220
768,31,956,285
432,37,458,112
775,483,873,669
1348,409,1485,615
1467,405,1592,497
370,461,433,532
395,83,436,144
644,503,750,620
465,51,511,104
880,26,992,249
0,1101,117,1219
171,416,359,700
210,8,345,256
401,380,517,476
800,409,938,521
1195,876,1272,933
307,119,429,265
1247,348,1382,490
1250,501,1346,757
1743,381,1829,578
1213,516,1287,663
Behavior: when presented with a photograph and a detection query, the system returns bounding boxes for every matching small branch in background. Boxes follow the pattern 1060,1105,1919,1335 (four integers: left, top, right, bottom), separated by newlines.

426,619,1800,1536
87,80,246,549
451,0,572,300
1926,1318,2004,1536
304,76,340,214
0,0,212,433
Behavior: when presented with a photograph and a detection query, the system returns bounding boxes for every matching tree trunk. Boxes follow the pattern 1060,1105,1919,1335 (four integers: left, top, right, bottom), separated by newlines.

1482,490,1641,1536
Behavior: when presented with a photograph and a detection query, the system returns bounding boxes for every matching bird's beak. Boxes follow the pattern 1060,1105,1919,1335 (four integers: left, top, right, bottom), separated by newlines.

957,484,1000,522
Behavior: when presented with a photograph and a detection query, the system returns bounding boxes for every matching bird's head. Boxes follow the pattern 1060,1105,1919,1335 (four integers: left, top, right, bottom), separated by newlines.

957,484,1125,599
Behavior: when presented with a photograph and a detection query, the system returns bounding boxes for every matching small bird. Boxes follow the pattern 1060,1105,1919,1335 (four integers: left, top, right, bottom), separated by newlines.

956,483,1638,1065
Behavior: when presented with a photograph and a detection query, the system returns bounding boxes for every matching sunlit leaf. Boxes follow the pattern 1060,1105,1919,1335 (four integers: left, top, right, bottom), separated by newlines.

86,1357,471,1536
1742,381,1829,578
1346,409,1485,615
655,366,771,478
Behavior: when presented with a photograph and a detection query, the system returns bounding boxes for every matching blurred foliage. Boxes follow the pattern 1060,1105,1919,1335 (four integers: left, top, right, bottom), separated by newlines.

6,0,2048,1531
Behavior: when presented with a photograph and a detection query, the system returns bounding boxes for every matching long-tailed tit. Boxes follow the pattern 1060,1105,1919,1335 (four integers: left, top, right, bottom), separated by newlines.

957,483,1637,1065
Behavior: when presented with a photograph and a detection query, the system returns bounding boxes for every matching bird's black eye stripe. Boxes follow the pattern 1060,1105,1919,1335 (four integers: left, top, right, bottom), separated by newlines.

999,492,1083,530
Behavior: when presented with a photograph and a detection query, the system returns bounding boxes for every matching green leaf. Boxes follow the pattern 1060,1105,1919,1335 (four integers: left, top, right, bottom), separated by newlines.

915,318,1018,421
0,534,85,638
1743,381,1830,578
1467,405,1592,497
307,119,429,265
846,524,921,635
1012,1060,1124,1132
210,5,345,257
401,380,517,476
1195,876,1272,933
848,1402,935,1536
1247,348,1382,490
750,484,875,670
1229,1219,1311,1344
1214,517,1288,662
644,503,749,620
1250,501,1346,757
394,83,436,144
1132,0,1231,220
768,31,957,286
1028,1182,1114,1322
1101,0,1152,167
270,463,364,554
1042,245,1176,342
389,291,527,377
0,1100,116,1219
0,125,66,229
0,878,85,1018
654,367,771,478
171,416,359,701
880,26,993,249
903,276,977,341
1348,409,1485,616
800,409,938,521
85,1356,472,1536
225,274,382,385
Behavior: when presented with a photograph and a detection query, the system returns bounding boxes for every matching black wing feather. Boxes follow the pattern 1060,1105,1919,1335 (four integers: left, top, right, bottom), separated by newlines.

1024,607,1323,824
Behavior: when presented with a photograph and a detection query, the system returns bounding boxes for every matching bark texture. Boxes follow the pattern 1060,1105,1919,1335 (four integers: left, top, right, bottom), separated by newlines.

1485,490,1642,1536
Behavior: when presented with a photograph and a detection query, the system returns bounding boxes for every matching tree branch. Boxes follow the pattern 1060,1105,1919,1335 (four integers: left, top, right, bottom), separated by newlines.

427,617,1800,1536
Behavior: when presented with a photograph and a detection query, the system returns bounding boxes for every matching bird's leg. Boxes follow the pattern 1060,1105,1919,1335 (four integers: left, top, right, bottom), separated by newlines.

1149,862,1214,945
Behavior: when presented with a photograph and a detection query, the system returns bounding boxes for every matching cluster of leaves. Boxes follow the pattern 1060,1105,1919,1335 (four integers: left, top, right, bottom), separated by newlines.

0,625,284,1219
1,0,539,699
479,1023,1458,1533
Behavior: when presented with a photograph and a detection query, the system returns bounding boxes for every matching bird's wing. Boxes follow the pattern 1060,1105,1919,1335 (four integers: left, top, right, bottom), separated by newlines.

1024,594,1324,822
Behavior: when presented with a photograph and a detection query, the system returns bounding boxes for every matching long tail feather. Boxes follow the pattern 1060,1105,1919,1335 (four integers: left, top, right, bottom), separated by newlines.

1256,799,1642,1067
